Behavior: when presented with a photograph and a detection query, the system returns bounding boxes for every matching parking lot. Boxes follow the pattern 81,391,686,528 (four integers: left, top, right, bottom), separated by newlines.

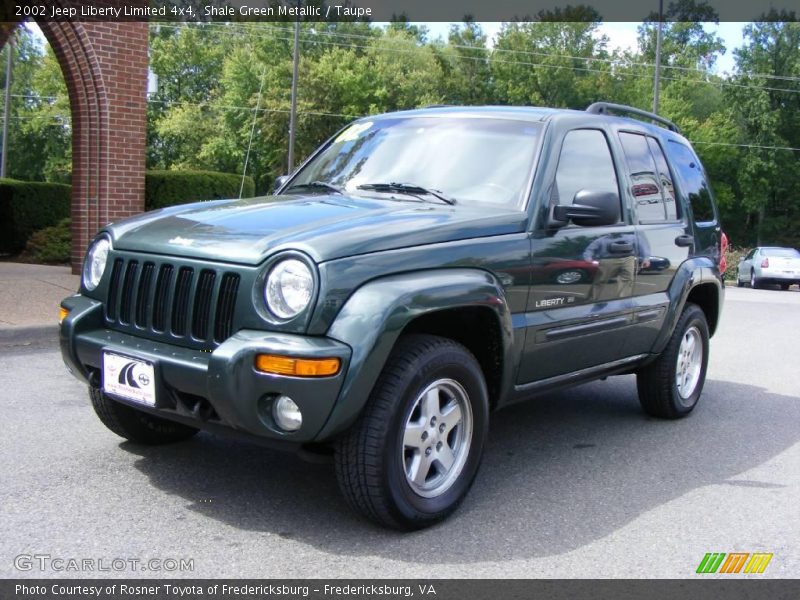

1,285,798,578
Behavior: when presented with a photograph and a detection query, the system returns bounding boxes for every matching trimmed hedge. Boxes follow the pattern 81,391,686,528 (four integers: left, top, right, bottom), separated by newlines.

0,178,71,253
145,170,255,210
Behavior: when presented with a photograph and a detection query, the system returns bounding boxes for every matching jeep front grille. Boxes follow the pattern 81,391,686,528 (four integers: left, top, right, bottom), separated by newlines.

104,258,241,346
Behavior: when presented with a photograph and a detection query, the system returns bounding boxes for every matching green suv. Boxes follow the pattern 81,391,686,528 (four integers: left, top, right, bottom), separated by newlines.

60,103,725,530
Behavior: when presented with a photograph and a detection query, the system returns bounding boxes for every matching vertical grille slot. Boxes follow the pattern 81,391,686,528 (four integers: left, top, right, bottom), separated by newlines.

152,264,174,332
171,267,194,336
214,273,240,343
105,258,124,321
134,262,155,328
118,261,139,325
191,270,217,340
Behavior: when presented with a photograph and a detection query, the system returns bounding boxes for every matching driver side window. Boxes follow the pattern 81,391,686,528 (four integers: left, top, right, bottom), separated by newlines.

554,129,620,207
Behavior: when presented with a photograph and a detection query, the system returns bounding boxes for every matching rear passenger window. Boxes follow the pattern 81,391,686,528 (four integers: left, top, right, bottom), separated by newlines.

666,140,716,223
554,129,619,207
619,132,668,222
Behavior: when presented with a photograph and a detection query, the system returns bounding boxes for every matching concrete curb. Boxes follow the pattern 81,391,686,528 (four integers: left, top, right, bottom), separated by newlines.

0,324,59,346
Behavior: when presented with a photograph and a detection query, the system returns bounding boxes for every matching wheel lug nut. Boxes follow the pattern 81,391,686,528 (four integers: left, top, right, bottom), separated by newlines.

430,417,437,426
439,423,445,433
425,447,432,456
436,442,442,451
421,431,428,441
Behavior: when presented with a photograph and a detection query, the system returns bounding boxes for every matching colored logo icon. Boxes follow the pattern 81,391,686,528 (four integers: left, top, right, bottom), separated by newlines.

696,552,773,574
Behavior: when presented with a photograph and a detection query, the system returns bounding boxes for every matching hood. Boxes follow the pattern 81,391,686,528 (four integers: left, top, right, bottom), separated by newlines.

106,194,528,265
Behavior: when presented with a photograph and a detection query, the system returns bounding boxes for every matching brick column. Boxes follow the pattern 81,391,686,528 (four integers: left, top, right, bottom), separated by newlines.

40,20,148,273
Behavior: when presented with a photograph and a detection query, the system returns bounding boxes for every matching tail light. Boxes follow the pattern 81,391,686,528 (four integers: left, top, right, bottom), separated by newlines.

761,257,769,268
719,231,729,274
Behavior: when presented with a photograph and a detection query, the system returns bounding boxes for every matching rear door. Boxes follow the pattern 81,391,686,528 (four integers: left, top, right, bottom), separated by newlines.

616,131,691,356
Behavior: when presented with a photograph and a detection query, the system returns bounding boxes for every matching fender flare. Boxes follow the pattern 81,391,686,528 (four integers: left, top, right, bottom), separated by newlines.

651,257,723,356
315,268,514,440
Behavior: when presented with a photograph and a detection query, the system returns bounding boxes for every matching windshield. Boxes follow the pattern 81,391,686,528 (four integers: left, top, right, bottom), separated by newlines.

763,248,800,258
288,116,542,208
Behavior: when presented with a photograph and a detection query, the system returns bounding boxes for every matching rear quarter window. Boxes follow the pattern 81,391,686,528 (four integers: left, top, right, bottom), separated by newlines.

665,141,716,223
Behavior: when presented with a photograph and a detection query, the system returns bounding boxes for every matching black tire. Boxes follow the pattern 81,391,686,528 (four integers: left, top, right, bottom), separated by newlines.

750,270,759,289
89,386,199,444
736,275,744,288
779,283,790,291
335,334,489,530
636,303,709,419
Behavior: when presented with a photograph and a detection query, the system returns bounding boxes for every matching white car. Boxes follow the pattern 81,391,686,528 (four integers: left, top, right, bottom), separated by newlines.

737,247,800,290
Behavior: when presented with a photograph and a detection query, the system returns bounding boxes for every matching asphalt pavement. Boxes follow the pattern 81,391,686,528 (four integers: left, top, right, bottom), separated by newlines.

1,286,798,578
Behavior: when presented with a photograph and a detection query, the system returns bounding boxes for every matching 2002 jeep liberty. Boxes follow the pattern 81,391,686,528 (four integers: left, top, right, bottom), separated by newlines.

60,103,726,530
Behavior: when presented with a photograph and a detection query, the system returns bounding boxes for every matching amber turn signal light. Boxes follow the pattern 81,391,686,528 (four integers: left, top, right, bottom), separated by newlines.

254,354,340,377
59,307,69,324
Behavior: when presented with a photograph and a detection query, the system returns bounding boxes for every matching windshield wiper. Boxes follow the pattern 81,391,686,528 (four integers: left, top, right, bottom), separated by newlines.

284,180,344,195
356,182,457,205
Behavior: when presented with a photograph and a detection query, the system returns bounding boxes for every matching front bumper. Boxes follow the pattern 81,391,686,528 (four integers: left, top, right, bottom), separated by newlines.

60,294,352,445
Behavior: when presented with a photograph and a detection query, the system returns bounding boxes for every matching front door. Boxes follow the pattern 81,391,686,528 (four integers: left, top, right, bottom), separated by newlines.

518,128,637,384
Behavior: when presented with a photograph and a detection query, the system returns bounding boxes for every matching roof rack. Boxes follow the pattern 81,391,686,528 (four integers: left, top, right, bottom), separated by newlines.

586,102,681,133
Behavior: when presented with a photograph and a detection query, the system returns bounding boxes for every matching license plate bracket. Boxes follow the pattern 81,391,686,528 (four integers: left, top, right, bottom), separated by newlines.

102,351,157,407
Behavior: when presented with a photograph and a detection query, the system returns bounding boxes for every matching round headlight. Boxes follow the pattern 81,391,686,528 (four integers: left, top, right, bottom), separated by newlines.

82,237,111,291
265,258,314,319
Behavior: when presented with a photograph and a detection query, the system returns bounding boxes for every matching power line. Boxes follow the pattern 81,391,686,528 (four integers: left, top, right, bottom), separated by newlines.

9,102,800,152
691,140,800,152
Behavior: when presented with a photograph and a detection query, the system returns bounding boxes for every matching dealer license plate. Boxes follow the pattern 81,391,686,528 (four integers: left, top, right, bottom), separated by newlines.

102,352,156,406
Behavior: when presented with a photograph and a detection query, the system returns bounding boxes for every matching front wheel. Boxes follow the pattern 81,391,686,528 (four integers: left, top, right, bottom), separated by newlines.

636,303,709,419
335,334,489,530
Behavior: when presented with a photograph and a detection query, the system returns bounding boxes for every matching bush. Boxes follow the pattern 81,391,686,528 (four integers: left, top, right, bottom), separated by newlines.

0,178,71,253
724,245,750,282
145,170,255,210
23,218,72,264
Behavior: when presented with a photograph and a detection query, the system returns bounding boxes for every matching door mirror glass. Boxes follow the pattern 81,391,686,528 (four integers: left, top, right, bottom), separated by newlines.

552,189,621,227
273,175,289,193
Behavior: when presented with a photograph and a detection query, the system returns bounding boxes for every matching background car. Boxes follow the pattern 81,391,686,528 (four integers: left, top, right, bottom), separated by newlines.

737,246,800,289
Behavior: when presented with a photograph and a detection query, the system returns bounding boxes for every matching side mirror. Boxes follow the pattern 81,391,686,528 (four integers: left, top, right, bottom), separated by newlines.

273,175,289,194
551,189,620,227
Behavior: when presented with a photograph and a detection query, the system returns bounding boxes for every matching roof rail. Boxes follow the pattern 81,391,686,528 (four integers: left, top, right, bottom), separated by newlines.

586,102,681,133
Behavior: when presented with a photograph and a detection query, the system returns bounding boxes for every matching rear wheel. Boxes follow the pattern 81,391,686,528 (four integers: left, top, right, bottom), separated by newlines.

89,386,199,444
636,303,709,419
335,334,488,530
750,270,759,289
780,283,790,291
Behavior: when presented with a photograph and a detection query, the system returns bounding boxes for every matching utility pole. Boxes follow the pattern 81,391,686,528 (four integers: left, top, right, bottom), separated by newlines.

1,33,14,178
287,7,300,173
652,0,664,115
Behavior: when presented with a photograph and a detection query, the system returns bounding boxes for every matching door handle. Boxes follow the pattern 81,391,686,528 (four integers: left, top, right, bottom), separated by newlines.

609,241,633,253
674,235,694,247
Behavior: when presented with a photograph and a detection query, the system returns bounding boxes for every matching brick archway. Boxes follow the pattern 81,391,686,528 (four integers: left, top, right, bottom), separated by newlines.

1,14,147,273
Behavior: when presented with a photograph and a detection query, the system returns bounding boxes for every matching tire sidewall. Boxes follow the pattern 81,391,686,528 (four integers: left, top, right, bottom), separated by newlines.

382,345,489,524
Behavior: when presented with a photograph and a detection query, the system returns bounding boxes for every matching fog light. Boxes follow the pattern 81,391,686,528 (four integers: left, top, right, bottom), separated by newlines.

273,395,302,432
